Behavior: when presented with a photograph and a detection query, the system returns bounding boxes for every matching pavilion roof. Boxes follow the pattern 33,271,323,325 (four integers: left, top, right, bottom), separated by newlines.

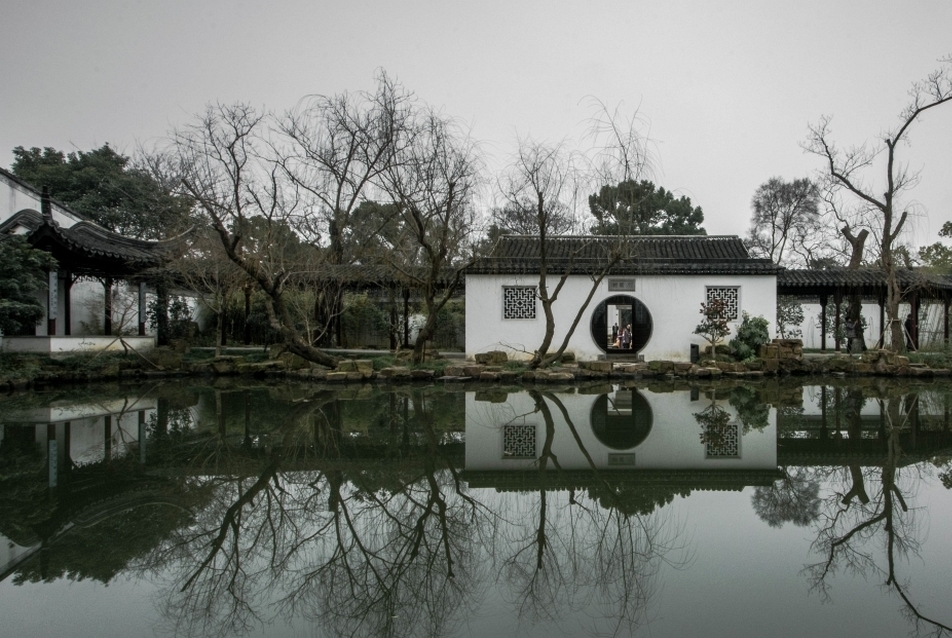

0,209,185,277
778,267,952,296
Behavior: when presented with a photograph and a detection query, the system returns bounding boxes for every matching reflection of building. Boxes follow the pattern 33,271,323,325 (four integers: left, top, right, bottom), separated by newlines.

1,396,156,487
465,235,780,362
777,384,952,466
0,393,163,582
464,387,779,495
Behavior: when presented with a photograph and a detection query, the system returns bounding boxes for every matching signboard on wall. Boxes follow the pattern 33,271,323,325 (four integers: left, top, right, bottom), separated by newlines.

608,278,636,292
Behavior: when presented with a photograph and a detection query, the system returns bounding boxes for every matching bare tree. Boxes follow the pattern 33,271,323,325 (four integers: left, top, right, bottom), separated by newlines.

276,72,414,345
381,108,482,363
167,227,249,355
746,177,825,268
174,103,340,368
804,56,952,351
492,102,652,369
495,139,608,368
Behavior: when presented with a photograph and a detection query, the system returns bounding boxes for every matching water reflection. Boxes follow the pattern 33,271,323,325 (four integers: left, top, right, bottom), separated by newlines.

1,379,950,637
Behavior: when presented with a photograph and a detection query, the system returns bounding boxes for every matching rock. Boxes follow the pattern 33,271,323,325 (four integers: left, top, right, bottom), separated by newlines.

169,338,191,354
579,360,613,372
326,372,349,382
474,350,508,365
279,352,311,370
238,361,286,375
444,365,466,377
211,356,242,375
378,366,412,379
150,347,183,370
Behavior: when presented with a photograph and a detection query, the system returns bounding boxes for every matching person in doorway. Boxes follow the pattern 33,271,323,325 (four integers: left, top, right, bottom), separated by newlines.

612,323,619,345
623,324,632,349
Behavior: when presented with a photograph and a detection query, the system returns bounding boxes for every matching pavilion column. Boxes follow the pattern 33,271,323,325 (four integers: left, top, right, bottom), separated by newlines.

63,272,72,336
944,294,949,345
103,278,113,336
878,293,886,349
403,287,410,348
911,292,920,350
47,271,58,336
243,286,252,345
833,289,843,352
138,281,147,336
819,294,828,352
389,287,398,351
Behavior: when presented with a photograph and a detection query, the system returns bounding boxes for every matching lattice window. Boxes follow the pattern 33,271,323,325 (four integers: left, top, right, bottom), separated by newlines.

706,287,739,320
503,286,537,320
503,424,536,459
704,421,741,459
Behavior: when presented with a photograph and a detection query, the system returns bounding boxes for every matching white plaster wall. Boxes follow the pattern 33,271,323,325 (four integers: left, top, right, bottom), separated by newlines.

466,273,777,362
29,279,153,337
792,301,943,350
1,171,83,228
465,388,777,471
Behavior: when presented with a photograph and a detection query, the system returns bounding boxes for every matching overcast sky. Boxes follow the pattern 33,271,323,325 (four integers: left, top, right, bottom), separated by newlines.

2,0,950,244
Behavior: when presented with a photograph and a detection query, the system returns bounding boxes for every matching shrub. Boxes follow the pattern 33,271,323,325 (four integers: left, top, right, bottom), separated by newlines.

729,312,770,360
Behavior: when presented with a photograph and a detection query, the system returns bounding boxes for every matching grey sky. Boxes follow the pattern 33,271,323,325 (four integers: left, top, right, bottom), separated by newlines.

2,0,950,243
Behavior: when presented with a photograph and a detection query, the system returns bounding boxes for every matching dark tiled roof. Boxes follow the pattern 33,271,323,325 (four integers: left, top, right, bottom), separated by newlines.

778,267,952,292
291,263,462,287
0,209,184,276
467,235,781,275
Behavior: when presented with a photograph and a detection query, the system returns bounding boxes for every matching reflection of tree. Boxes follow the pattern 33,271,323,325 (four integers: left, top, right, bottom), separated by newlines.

694,400,732,448
752,466,821,527
803,396,951,637
148,388,487,638
498,390,688,637
729,386,770,433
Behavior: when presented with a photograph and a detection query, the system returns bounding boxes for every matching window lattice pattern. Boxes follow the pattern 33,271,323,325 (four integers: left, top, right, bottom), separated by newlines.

503,286,537,319
503,424,536,459
707,287,739,320
705,421,741,458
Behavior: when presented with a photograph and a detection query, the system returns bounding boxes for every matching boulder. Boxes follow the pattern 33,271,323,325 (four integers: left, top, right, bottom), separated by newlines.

579,360,613,373
474,350,509,365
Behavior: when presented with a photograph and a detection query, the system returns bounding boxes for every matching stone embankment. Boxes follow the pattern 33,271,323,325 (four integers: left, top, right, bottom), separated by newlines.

1,340,949,391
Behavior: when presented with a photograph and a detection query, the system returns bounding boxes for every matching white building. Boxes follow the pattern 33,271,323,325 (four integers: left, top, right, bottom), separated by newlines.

1,167,179,355
465,235,780,362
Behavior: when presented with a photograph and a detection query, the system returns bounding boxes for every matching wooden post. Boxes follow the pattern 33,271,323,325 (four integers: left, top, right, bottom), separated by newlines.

878,293,885,349
911,292,920,350
63,272,72,335
834,289,843,352
819,294,828,352
103,278,113,336
47,271,58,336
138,281,147,336
403,287,411,348
945,294,950,345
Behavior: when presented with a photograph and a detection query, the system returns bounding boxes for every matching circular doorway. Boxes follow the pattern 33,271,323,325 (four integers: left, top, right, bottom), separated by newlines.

590,295,653,354
590,390,653,449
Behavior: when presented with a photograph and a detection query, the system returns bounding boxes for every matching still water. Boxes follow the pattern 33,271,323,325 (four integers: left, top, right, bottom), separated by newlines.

1,378,950,638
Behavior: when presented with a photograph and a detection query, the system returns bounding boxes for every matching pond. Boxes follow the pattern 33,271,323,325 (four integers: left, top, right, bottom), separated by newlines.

1,377,950,638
